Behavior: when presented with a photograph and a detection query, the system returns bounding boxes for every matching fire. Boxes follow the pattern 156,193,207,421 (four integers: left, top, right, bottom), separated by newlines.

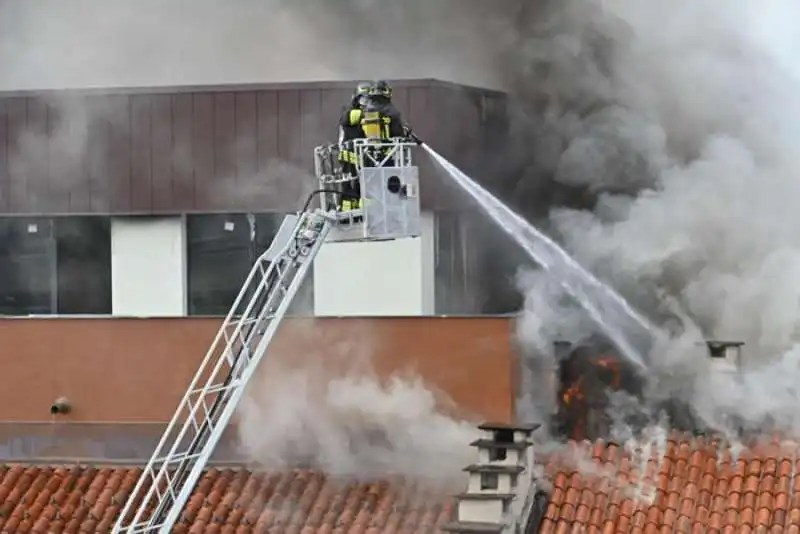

594,356,622,388
558,354,625,442
561,355,622,406
561,378,585,405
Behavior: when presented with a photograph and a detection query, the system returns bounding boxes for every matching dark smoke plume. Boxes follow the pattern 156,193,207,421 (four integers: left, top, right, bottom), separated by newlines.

503,0,800,438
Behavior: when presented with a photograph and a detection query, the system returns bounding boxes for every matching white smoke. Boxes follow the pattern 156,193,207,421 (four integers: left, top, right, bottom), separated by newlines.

506,0,800,437
234,320,480,488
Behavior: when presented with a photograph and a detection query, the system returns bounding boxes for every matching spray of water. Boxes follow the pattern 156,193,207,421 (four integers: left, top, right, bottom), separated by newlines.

423,144,654,370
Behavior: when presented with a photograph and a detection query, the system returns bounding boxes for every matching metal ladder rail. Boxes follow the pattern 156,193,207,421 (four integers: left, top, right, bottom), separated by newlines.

113,212,328,533
116,214,324,533
115,247,293,533
115,212,310,532
142,256,287,530
114,243,288,532
157,219,331,532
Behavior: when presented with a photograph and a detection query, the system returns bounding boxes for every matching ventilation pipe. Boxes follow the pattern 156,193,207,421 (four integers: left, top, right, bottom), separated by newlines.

50,397,72,415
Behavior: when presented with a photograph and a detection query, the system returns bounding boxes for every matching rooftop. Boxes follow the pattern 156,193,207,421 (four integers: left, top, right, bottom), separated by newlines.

4,430,800,533
0,464,454,533
538,431,800,533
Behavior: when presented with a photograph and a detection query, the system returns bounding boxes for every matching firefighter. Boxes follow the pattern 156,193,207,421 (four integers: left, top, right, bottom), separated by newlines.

360,80,422,168
338,81,372,212
361,80,406,142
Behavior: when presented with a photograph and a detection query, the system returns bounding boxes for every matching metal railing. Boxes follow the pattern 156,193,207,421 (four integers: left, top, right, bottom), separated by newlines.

313,138,418,212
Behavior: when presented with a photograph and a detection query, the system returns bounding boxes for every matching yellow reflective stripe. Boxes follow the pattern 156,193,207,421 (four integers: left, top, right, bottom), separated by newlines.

348,109,363,125
338,150,359,163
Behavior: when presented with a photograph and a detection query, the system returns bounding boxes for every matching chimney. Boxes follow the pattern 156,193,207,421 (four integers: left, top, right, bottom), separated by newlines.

442,422,539,534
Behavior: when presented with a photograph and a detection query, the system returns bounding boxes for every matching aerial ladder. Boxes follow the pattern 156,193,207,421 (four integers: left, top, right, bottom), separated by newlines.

112,136,423,534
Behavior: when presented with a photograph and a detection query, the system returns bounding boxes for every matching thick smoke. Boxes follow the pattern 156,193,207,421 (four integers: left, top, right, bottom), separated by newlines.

0,0,506,90
504,0,800,437
235,320,479,488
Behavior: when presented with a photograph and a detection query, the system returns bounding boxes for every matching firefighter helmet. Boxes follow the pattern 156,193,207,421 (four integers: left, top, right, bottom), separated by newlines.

355,81,373,96
371,80,392,99
352,81,373,106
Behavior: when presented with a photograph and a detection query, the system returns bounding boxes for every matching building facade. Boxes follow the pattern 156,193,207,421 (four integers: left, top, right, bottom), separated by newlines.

0,79,510,316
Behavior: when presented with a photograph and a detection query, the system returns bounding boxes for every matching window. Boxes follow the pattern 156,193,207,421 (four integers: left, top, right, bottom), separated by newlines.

494,428,515,444
489,447,507,462
0,218,55,315
480,472,499,490
55,216,112,314
186,213,283,315
0,216,112,315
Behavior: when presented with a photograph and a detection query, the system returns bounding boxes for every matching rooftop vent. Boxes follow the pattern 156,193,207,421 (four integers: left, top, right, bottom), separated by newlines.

442,422,539,534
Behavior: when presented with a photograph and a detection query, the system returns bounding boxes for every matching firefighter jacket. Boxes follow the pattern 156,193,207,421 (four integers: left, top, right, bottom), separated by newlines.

360,97,405,140
338,106,365,164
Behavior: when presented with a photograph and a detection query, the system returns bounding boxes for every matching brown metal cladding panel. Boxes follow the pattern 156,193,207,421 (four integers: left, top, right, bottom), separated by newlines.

66,97,92,213
150,94,175,211
129,95,153,211
6,98,28,213
299,89,325,175
454,90,481,175
319,87,349,138
255,90,279,210
106,95,132,212
0,99,7,211
85,96,112,213
408,86,444,211
172,94,195,211
211,92,236,211
0,316,516,423
232,91,257,210
426,84,499,211
277,89,302,166
23,99,49,213
191,93,215,210
300,89,329,208
421,85,460,210
77,97,95,213
394,85,431,209
0,80,507,214
45,99,68,212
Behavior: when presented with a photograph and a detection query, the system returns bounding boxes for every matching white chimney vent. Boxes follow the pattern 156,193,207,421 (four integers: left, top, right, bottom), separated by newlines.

442,422,539,534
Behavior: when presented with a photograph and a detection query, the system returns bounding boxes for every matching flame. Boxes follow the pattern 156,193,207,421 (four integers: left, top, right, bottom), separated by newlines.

561,378,585,405
594,356,622,388
562,355,622,405
560,354,625,441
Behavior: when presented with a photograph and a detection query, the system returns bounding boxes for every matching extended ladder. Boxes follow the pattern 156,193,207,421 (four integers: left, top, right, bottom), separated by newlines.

112,208,340,534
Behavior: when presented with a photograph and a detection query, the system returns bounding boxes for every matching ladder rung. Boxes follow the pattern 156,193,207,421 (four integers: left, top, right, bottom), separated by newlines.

232,317,260,328
152,451,204,466
188,381,239,399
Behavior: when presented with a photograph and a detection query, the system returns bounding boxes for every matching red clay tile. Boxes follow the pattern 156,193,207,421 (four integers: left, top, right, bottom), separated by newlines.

0,464,458,533
539,436,800,533
7,434,800,533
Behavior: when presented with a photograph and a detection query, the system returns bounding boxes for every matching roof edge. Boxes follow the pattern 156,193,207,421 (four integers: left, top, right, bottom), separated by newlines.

0,78,505,98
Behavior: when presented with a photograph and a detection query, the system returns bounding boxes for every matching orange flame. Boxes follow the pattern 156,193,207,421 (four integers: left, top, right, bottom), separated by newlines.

561,378,586,406
594,356,622,388
560,354,625,441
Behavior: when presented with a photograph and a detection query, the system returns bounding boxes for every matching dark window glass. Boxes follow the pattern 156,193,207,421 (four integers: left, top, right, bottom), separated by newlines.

0,218,55,315
55,216,112,314
187,213,282,316
0,216,112,315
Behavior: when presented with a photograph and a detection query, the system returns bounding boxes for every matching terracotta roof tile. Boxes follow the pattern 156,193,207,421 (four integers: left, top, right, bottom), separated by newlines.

0,465,455,533
541,431,800,532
